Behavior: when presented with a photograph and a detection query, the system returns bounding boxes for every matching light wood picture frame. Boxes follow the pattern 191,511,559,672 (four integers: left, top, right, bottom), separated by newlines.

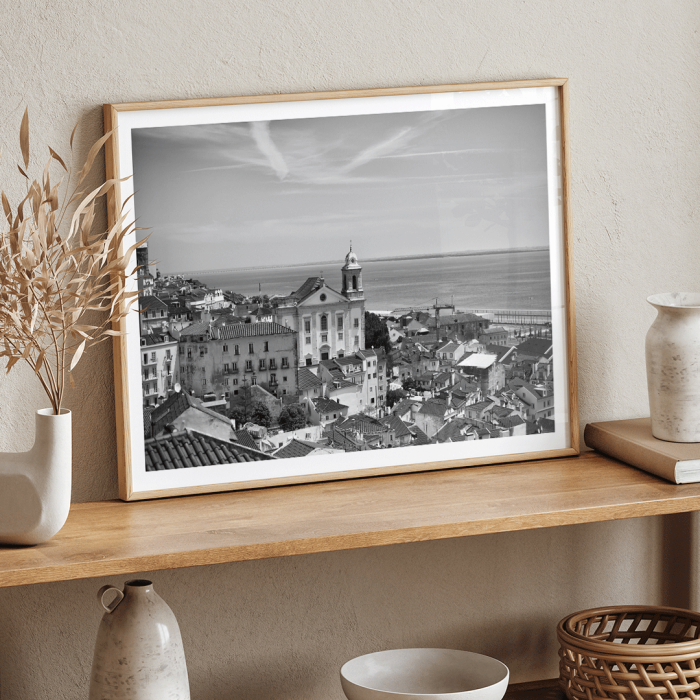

104,78,578,501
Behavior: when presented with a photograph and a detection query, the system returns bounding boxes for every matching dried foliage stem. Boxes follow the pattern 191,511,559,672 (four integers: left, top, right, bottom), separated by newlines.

0,110,144,414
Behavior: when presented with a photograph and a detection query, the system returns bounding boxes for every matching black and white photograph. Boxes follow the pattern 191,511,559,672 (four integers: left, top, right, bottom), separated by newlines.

107,81,576,499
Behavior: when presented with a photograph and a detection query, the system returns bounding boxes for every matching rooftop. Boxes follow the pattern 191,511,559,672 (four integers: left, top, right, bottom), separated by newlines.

516,338,553,357
379,414,412,438
292,276,324,300
144,430,274,471
457,353,497,370
217,322,296,339
418,400,449,418
312,396,347,414
150,391,231,437
297,367,324,392
274,439,320,459
408,425,431,445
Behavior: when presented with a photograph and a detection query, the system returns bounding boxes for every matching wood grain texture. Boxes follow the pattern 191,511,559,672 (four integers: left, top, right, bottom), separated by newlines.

505,679,562,700
107,79,569,113
103,102,134,501
559,80,579,454
2,452,700,588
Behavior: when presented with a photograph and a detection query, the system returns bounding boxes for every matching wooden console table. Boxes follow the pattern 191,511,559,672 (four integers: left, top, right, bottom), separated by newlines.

2,450,699,588
3,450,698,698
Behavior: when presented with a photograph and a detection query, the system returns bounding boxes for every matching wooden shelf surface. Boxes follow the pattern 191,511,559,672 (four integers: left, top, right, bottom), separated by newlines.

3,451,700,588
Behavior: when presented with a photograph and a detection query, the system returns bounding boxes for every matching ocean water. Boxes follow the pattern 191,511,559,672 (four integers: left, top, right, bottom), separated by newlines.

187,249,551,313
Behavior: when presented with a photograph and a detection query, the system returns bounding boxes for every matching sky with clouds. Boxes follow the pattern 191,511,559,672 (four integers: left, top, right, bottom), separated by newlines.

131,103,549,274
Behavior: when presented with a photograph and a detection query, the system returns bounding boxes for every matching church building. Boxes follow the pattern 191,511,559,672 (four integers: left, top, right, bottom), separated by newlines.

274,246,366,367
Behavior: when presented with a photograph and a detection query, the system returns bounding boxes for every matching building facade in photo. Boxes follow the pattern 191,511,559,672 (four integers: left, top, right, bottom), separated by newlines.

273,246,366,367
178,321,298,400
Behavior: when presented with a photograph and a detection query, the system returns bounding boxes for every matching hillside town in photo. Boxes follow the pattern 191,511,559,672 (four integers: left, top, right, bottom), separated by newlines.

137,245,555,471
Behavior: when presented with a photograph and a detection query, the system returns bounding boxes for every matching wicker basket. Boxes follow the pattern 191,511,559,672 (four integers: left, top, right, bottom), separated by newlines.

558,606,700,700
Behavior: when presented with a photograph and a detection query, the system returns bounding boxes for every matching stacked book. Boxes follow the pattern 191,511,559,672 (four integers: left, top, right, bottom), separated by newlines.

584,417,700,484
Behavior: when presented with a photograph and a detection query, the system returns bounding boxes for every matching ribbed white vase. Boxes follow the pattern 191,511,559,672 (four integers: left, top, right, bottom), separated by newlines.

646,293,700,442
0,408,72,545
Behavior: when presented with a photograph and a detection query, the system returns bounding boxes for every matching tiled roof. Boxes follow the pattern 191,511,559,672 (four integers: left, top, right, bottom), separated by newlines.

143,406,155,439
380,414,412,438
392,398,417,417
141,331,176,347
467,400,495,414
150,391,230,437
292,277,323,300
335,355,362,367
498,415,526,429
434,420,470,443
139,296,168,312
312,396,346,414
328,426,362,452
178,321,212,338
235,430,259,451
482,326,507,334
144,430,274,471
274,439,322,459
297,367,323,392
336,414,387,434
516,338,553,357
179,321,295,340
510,378,544,397
418,400,448,418
217,322,295,339
483,344,516,362
409,425,431,445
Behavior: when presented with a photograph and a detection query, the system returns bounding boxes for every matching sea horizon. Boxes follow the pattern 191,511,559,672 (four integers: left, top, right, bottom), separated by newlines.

154,248,553,314
162,246,549,278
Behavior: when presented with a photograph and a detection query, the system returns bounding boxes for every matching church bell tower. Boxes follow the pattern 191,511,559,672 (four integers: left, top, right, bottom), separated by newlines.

341,243,364,300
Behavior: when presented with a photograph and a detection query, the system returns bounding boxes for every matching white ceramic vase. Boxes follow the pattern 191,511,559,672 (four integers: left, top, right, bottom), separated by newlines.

646,292,700,442
0,408,71,545
89,579,190,700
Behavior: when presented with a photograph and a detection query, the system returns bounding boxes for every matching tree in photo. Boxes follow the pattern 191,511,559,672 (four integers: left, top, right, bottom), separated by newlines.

402,377,416,392
385,388,406,409
364,311,393,367
250,402,272,428
278,404,307,431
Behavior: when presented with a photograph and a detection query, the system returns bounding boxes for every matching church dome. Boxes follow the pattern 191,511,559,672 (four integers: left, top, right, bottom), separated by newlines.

342,244,361,270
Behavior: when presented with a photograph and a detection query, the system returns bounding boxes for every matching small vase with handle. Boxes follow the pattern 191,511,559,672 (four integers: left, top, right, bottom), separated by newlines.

89,579,190,700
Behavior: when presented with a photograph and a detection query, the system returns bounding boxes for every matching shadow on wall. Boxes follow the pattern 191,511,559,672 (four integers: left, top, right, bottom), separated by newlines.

661,511,693,609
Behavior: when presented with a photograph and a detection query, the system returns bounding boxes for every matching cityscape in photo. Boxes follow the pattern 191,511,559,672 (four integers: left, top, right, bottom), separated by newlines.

132,102,555,471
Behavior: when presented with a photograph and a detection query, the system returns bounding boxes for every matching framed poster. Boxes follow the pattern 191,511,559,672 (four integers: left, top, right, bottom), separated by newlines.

104,78,578,501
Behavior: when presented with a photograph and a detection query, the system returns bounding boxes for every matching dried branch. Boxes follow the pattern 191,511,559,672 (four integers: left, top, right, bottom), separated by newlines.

0,111,145,414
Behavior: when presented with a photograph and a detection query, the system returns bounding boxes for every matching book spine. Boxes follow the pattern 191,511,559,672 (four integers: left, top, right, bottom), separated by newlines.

584,423,679,483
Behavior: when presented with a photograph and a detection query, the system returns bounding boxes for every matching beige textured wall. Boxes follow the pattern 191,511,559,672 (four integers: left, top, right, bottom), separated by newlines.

1,1,699,698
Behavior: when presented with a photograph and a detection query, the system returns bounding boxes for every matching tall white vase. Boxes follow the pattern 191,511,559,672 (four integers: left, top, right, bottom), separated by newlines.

89,579,190,700
0,408,72,545
646,293,700,442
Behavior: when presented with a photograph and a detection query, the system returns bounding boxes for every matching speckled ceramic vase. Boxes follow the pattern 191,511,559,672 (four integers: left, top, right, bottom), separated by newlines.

646,292,700,442
89,579,190,700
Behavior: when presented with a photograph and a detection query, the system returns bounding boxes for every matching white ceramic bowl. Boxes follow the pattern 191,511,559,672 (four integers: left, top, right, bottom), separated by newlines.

340,648,510,700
